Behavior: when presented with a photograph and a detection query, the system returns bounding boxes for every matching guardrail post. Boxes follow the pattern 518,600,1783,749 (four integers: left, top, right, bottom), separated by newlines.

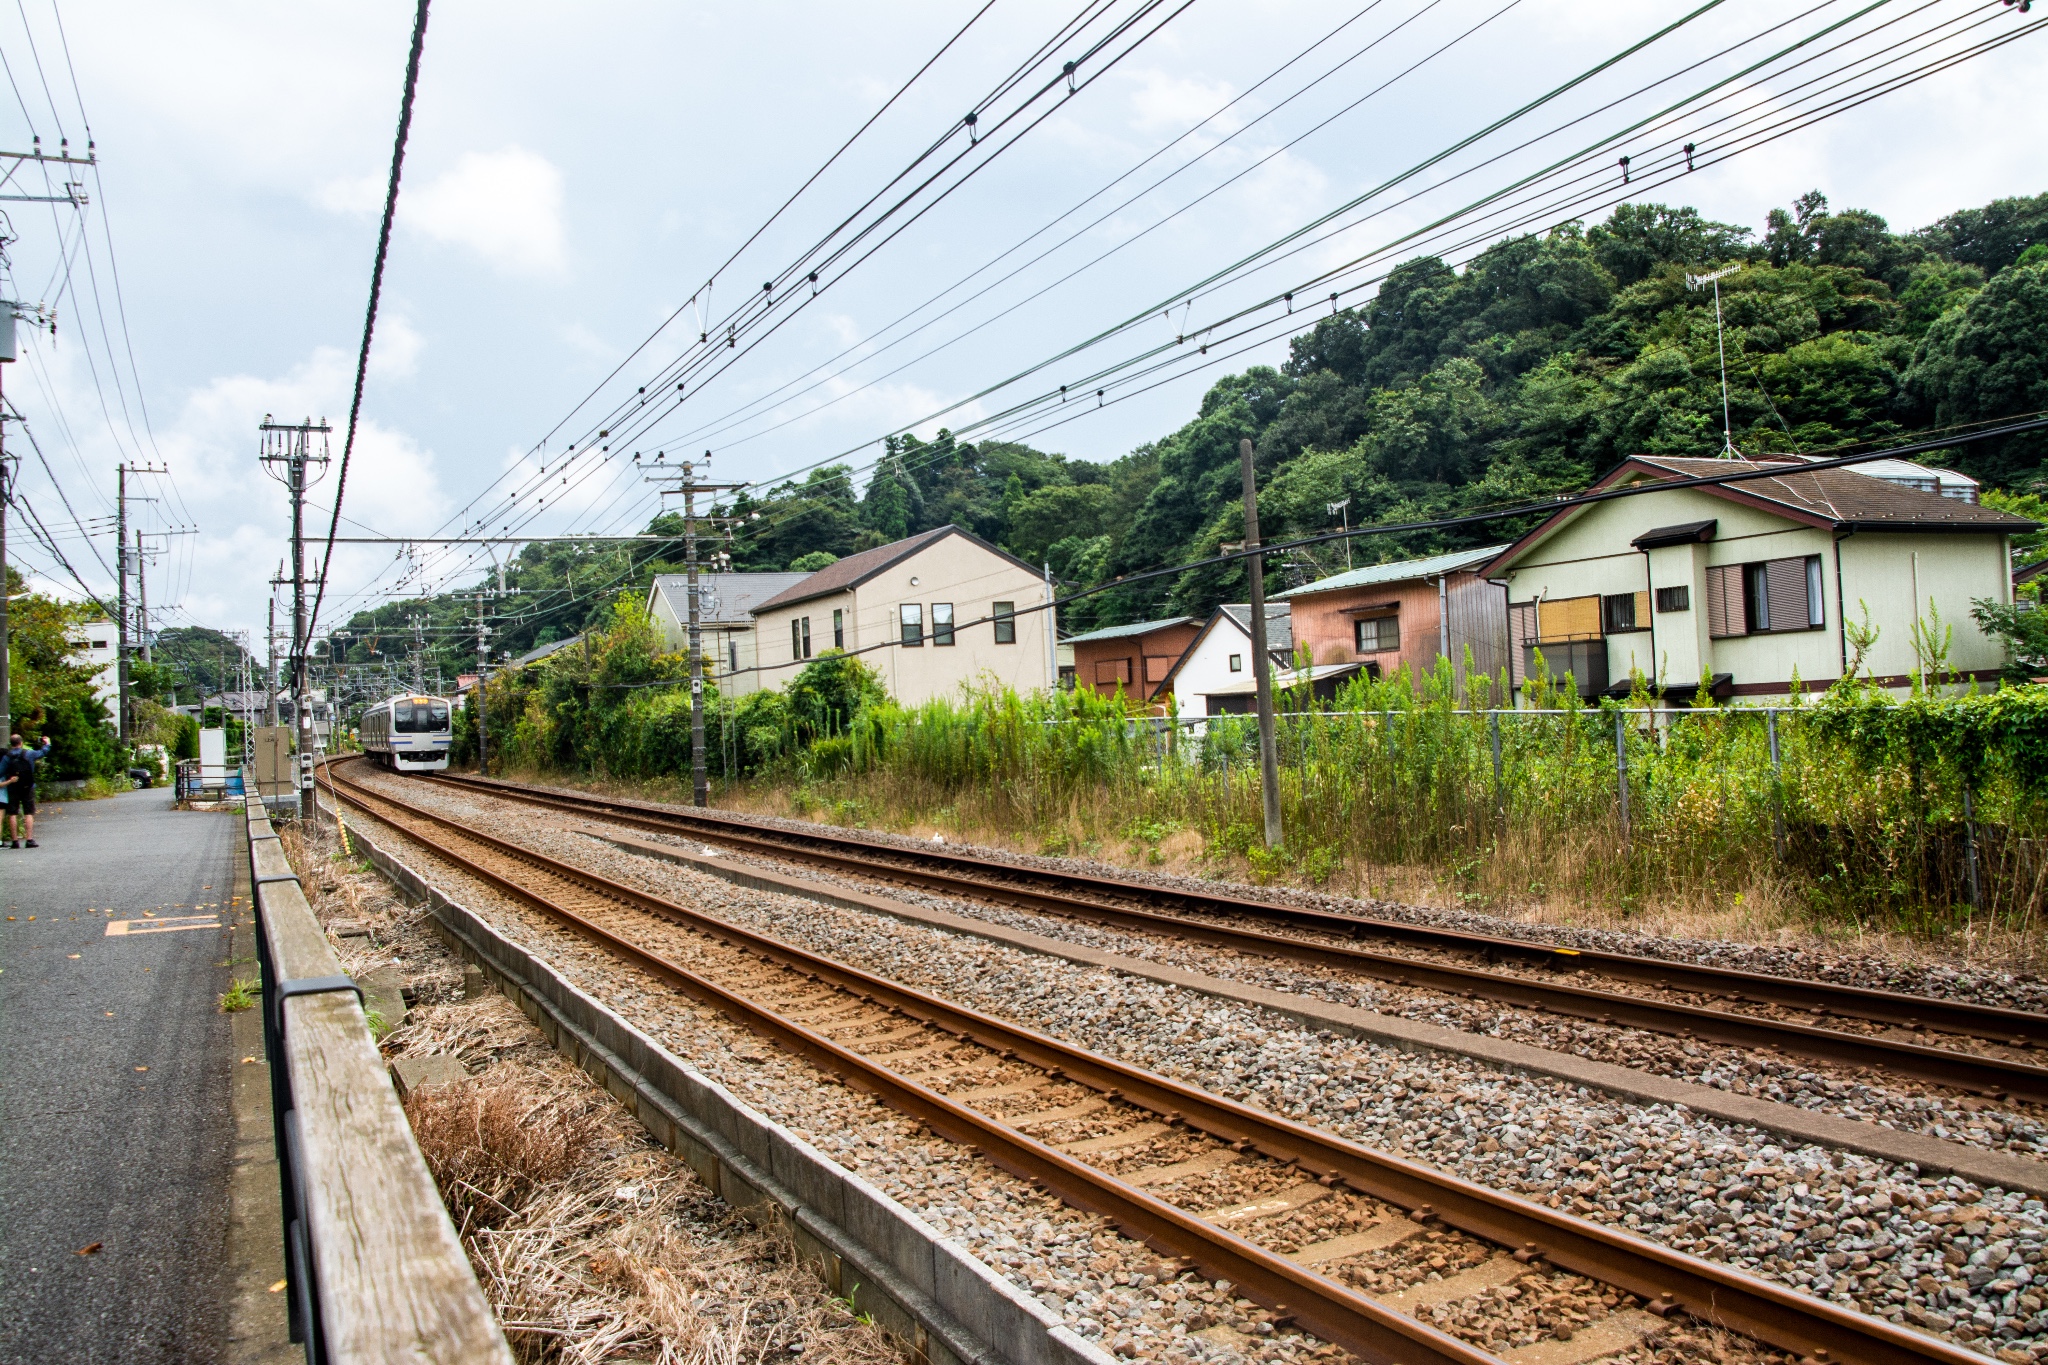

1964,783,1983,912
1766,709,1786,862
1489,711,1504,830
1614,709,1631,852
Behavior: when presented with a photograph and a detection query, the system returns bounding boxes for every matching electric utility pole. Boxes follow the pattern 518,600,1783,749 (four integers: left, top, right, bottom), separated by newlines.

645,454,742,807
0,142,91,740
266,587,280,726
1240,437,1284,849
113,463,165,743
259,415,332,802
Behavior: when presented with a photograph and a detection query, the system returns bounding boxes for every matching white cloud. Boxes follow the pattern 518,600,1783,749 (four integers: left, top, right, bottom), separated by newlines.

368,315,426,379
404,147,568,276
1127,69,1241,137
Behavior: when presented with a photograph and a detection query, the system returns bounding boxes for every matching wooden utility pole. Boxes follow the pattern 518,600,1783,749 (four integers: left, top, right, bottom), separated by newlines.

1240,437,1283,849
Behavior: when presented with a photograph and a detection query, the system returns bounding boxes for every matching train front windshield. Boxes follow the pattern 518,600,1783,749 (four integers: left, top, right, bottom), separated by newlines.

393,700,451,732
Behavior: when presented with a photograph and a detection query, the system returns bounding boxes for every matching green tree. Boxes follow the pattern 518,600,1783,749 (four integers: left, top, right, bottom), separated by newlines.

1902,263,2048,486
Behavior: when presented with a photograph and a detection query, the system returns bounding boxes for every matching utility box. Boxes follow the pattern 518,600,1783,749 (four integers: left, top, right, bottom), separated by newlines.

252,726,293,799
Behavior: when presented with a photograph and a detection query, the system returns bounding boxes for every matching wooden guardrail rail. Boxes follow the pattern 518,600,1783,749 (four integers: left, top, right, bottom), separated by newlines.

245,776,510,1364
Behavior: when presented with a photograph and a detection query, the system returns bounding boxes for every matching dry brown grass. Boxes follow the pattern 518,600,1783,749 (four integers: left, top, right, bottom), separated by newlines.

388,994,904,1365
407,1071,603,1235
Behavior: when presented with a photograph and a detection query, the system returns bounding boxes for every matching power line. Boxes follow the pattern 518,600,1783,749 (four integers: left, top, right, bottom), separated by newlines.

304,0,430,660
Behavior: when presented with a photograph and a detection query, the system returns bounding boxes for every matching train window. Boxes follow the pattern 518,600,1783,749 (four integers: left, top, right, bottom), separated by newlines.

393,700,414,729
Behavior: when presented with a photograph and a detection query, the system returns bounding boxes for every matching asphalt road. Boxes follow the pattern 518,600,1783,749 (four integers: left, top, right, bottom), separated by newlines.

0,789,237,1365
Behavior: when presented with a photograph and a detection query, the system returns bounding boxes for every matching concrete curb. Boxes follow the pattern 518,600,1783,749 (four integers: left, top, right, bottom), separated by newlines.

592,829,2048,1199
343,818,1114,1365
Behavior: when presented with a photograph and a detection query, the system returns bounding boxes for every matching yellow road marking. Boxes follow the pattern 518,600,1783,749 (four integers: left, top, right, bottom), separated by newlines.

106,916,221,937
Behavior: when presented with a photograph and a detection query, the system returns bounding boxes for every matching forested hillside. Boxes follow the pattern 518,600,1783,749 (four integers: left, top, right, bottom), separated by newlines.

350,187,2048,664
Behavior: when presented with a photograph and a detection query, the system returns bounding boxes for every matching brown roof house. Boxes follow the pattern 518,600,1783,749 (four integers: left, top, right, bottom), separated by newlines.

1063,615,1202,703
748,525,1056,705
1482,455,2036,701
1273,546,1512,700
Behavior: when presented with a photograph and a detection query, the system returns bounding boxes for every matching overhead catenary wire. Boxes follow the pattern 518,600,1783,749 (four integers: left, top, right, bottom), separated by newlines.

303,0,431,662
337,2,2040,625
399,0,1196,590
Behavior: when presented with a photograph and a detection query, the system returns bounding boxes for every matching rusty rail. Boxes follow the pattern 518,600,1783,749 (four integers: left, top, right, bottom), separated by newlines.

334,763,1985,1365
426,769,2048,1101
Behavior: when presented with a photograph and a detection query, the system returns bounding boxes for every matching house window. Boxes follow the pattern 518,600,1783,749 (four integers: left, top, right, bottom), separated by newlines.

802,616,812,657
932,603,955,646
1708,556,1823,637
832,609,844,649
728,640,738,673
1355,615,1399,653
1093,658,1131,685
1655,585,1690,614
792,617,812,660
1228,653,1243,673
900,603,923,646
1144,654,1173,683
1602,591,1649,634
993,601,1016,644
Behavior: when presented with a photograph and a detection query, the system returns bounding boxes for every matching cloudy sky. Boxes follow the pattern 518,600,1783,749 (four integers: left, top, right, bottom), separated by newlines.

3,0,2044,650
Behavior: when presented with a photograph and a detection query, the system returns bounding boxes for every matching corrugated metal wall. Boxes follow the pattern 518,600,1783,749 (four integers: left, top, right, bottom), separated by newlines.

1446,572,1509,697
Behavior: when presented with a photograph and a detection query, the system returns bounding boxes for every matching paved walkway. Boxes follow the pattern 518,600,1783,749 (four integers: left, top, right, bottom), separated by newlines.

0,790,238,1365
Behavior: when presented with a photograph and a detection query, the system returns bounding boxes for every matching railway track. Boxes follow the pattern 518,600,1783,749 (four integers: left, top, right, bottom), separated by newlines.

331,762,1978,1365
424,769,2048,1105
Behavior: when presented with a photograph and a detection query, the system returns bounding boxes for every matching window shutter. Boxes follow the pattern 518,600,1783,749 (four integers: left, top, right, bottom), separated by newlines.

1706,564,1747,638
1765,558,1808,633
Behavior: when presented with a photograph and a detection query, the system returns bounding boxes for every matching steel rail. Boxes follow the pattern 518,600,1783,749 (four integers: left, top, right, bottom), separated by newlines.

428,770,2048,1101
326,768,1490,1365
335,762,1983,1365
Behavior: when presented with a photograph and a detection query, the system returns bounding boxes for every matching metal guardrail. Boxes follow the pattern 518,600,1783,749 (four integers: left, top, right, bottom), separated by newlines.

243,771,510,1364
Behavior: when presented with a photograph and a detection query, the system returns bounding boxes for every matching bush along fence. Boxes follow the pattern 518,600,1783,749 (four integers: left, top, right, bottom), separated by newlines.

454,595,2048,928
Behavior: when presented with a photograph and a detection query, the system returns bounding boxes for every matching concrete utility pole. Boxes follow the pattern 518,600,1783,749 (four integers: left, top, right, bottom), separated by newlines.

266,591,280,726
646,455,742,807
0,146,93,740
0,318,12,742
1239,437,1284,849
259,415,333,802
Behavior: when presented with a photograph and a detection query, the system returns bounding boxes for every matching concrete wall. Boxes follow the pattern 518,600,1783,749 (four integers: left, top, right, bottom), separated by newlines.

753,535,1054,705
1494,484,2013,699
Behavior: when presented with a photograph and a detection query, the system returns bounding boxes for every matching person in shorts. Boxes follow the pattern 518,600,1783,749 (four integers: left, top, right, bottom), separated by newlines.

0,734,52,848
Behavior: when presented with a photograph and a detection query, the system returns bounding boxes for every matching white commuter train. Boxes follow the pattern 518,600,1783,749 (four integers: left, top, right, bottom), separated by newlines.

360,693,454,772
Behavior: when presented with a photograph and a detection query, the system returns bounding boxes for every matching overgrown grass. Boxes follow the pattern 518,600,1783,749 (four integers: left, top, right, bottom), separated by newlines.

738,661,2048,941
475,598,2048,942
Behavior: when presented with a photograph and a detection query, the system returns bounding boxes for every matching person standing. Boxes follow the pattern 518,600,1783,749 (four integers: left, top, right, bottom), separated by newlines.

0,733,52,848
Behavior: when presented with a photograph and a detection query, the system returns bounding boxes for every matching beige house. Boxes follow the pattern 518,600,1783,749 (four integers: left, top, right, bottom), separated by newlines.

748,525,1056,704
645,571,808,698
1483,455,2035,702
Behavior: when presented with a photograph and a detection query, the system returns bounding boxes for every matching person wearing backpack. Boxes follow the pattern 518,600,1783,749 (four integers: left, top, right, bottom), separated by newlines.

0,733,53,848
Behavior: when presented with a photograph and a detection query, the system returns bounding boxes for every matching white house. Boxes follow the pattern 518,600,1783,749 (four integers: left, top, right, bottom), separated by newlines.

1483,454,2035,702
646,571,808,698
748,525,1056,705
65,620,119,711
1156,604,1291,718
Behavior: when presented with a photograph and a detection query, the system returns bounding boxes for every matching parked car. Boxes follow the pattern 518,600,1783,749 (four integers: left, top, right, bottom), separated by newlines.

128,766,154,789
